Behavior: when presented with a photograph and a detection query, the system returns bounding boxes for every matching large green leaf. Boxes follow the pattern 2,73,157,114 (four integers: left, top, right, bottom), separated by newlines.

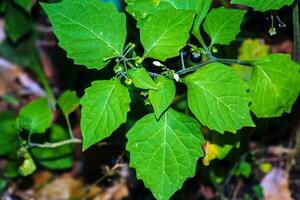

141,9,195,60
126,108,204,200
203,7,246,46
80,79,131,150
126,0,211,28
31,125,74,170
231,0,294,12
125,0,173,27
5,3,32,41
248,54,300,117
18,98,52,134
0,112,18,156
184,62,254,133
127,68,157,90
58,90,80,117
41,0,127,69
149,76,176,119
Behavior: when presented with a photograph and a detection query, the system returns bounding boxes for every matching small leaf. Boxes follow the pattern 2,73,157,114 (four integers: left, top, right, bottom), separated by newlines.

149,76,176,118
235,161,252,178
18,98,52,134
127,68,157,90
5,3,32,41
248,54,300,117
202,142,233,166
203,7,246,46
14,0,33,12
58,90,80,117
141,9,195,60
80,79,131,150
126,108,204,200
231,0,294,12
41,0,127,69
18,152,36,176
184,62,254,133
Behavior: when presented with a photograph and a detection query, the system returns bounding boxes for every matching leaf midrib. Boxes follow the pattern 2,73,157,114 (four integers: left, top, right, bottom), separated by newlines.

143,13,192,58
92,82,117,141
256,65,286,107
192,81,246,119
209,11,241,45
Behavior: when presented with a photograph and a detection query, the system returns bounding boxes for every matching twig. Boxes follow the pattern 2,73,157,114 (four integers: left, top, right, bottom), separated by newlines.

232,179,243,200
180,51,186,70
28,138,82,148
177,57,253,75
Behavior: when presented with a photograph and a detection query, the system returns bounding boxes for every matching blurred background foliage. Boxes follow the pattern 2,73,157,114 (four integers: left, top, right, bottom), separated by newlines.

0,0,299,199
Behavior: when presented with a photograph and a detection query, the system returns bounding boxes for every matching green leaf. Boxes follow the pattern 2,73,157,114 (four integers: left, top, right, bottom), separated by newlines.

149,76,176,118
238,39,270,60
248,54,300,117
184,62,254,133
203,7,246,46
202,142,234,166
233,39,270,81
31,125,74,170
191,0,212,42
80,79,131,150
231,0,294,12
18,152,36,176
127,68,157,90
14,0,33,12
41,0,127,69
0,113,18,156
5,3,32,41
18,98,52,134
125,0,173,27
141,9,195,60
58,90,80,117
235,161,251,178
126,108,204,200
126,0,211,29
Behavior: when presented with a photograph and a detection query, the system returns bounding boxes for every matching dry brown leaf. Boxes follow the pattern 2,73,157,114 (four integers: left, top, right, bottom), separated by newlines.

261,168,293,200
0,58,45,97
36,175,84,200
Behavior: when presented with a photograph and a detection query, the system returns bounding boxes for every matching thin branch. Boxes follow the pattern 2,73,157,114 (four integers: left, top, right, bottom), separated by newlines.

180,51,186,70
148,71,161,77
177,57,253,75
29,138,82,148
177,60,214,75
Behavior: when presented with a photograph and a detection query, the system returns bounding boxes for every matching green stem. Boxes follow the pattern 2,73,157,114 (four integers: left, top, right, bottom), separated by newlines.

293,1,300,64
196,33,208,49
28,138,81,148
34,66,56,108
177,57,253,75
65,115,74,139
177,60,214,75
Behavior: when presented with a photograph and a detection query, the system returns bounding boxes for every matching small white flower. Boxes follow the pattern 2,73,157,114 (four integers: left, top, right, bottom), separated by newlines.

153,61,162,67
173,73,180,82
